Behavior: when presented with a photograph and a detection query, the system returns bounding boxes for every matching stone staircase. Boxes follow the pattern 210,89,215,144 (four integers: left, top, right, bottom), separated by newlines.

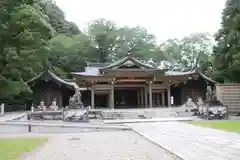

99,107,194,120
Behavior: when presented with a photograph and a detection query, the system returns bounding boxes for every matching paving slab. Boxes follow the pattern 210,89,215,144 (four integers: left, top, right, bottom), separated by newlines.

128,122,240,160
20,131,181,160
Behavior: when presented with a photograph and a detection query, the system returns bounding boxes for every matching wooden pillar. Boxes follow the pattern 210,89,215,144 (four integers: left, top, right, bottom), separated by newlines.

167,86,171,108
144,86,148,108
161,91,165,107
149,81,153,108
137,91,140,107
110,80,114,109
157,93,160,107
141,88,144,107
91,88,95,109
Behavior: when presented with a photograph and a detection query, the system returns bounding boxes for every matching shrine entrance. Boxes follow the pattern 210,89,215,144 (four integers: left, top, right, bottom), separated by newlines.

114,88,139,109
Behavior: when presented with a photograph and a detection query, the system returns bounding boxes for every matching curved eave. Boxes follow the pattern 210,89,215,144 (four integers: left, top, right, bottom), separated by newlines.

28,70,76,91
197,71,218,84
165,70,218,84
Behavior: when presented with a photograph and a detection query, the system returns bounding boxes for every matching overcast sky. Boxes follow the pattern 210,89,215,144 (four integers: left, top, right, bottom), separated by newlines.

55,0,226,43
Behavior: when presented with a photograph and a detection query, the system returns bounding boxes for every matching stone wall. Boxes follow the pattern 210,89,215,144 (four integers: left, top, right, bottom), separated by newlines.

216,84,240,115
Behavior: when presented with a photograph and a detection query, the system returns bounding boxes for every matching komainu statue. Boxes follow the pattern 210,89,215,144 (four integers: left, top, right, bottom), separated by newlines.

184,98,198,112
64,88,88,122
68,88,84,109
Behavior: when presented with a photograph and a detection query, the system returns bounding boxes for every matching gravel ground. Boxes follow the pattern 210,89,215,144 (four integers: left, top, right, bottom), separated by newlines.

21,131,181,160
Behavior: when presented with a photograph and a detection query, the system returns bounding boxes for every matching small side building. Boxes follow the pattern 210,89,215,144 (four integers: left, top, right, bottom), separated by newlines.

28,70,77,108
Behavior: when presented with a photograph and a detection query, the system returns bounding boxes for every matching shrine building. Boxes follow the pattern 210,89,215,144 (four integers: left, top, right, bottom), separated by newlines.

72,55,216,109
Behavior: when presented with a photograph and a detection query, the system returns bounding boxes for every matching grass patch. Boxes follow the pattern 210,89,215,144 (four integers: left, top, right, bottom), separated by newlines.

0,137,47,160
187,121,240,133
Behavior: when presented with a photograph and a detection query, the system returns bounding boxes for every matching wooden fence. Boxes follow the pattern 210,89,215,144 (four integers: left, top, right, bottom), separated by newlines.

216,84,240,115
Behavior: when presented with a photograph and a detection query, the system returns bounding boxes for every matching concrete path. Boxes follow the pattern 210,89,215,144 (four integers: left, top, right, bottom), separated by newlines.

128,122,240,160
0,112,26,122
20,131,180,160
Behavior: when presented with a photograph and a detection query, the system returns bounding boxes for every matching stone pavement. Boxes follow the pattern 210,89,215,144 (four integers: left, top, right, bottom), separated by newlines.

20,131,180,160
128,122,240,160
0,112,26,122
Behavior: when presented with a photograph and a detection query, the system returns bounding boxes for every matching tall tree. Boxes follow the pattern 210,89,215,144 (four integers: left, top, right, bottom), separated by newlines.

0,0,54,99
40,0,81,35
48,34,97,76
212,0,240,82
160,33,214,74
87,19,117,62
114,26,158,60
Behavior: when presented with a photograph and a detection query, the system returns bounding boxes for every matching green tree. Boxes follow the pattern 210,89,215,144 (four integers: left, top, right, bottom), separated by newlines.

160,33,214,74
114,26,158,60
48,34,97,76
212,0,240,82
0,0,54,99
87,19,117,62
40,0,81,35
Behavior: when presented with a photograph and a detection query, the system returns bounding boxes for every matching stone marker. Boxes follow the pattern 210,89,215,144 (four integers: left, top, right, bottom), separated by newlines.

0,103,4,115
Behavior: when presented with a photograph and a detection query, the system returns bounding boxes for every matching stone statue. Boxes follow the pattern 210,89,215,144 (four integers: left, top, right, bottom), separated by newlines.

49,99,59,111
197,97,203,106
69,88,83,109
184,98,197,112
37,100,46,111
64,88,89,122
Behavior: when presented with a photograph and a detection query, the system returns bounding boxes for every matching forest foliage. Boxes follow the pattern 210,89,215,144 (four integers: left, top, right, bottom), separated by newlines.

1,0,235,102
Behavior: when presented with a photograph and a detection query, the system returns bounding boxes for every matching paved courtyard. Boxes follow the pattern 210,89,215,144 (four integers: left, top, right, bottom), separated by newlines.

20,131,180,160
128,122,240,160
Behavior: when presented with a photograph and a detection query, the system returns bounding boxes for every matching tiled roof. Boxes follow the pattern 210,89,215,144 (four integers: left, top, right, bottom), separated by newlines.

72,55,217,84
28,70,79,89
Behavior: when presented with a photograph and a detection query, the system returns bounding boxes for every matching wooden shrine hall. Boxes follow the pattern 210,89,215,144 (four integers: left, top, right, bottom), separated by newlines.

72,55,216,109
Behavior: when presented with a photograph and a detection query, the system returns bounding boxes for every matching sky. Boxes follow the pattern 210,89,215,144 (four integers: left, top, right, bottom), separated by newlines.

55,0,226,43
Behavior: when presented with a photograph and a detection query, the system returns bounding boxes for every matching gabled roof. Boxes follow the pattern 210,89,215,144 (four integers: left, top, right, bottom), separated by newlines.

99,54,155,71
28,70,78,90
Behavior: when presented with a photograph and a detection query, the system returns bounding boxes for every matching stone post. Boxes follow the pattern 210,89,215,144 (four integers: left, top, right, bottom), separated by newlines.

0,103,4,115
31,104,34,112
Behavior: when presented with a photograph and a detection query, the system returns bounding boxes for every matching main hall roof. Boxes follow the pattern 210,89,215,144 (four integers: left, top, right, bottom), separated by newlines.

71,55,217,84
